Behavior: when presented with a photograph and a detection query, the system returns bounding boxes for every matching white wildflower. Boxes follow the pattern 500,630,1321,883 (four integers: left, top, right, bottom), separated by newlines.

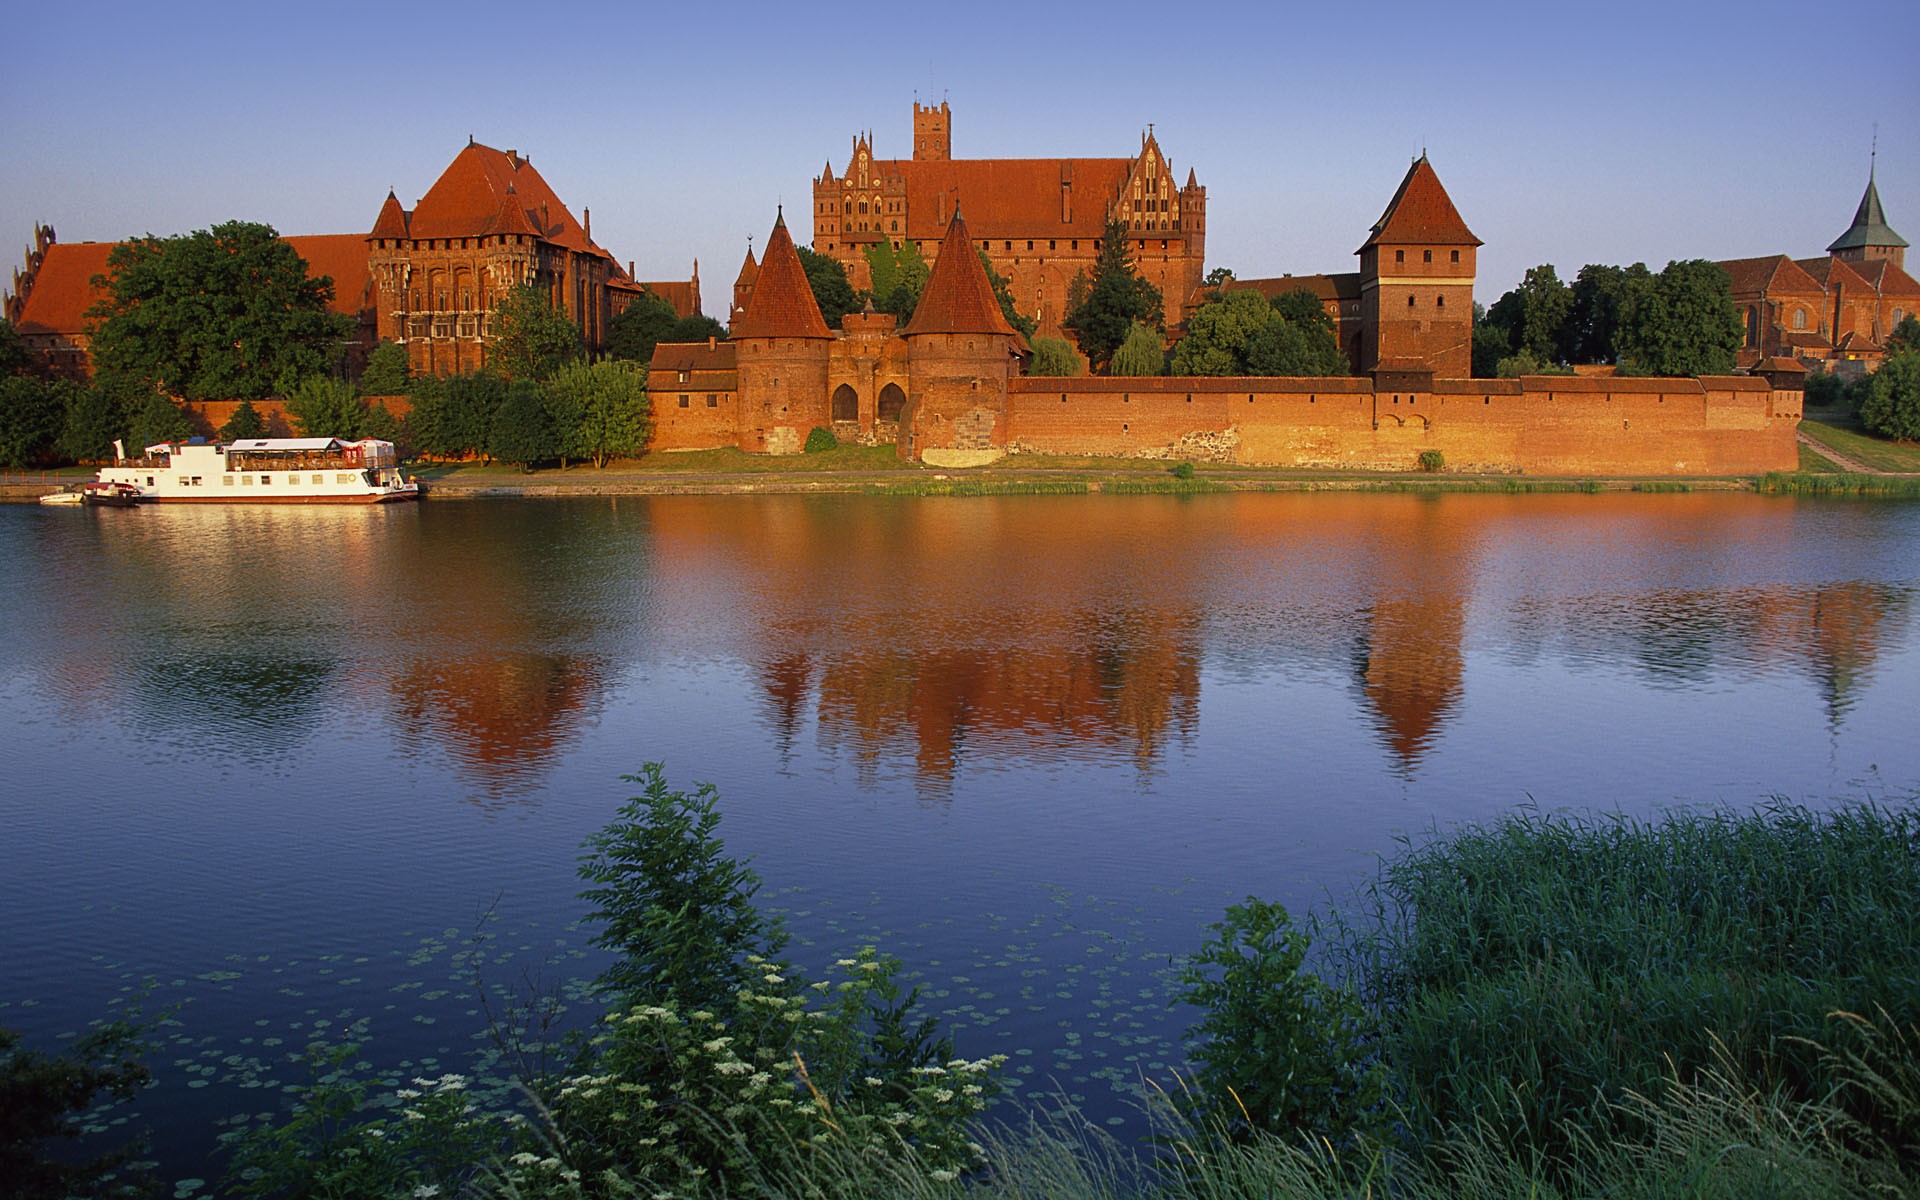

395,1088,421,1100
930,1169,958,1183
834,958,857,968
413,1186,441,1199
701,1037,732,1053
402,1108,425,1122
510,1152,540,1166
933,1089,955,1103
863,1076,884,1087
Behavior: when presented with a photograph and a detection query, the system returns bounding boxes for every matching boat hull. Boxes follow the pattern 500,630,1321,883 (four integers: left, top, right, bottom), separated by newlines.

144,489,421,504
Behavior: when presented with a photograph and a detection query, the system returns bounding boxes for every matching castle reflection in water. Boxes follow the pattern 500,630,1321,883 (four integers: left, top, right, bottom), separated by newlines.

36,494,1911,801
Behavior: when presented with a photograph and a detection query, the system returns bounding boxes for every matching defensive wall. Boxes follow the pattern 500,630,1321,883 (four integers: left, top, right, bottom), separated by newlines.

1003,374,1802,475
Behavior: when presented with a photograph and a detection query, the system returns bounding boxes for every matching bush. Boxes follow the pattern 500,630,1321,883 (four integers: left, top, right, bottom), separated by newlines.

2,1022,154,1200
1171,460,1195,480
804,426,838,453
1417,449,1445,473
1027,335,1083,377
1177,898,1384,1146
1857,352,1920,441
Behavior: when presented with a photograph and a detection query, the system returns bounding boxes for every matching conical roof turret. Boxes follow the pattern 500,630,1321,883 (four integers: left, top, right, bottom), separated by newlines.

905,207,1018,338
1828,168,1908,254
369,189,410,240
731,211,832,339
1359,155,1481,251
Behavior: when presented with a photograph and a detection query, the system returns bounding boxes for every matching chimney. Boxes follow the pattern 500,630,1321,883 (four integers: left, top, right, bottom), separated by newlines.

708,335,717,350
628,260,635,279
584,207,591,240
507,150,519,169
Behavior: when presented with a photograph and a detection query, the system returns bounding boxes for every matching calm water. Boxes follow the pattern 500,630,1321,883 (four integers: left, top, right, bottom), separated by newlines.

4,492,1919,1179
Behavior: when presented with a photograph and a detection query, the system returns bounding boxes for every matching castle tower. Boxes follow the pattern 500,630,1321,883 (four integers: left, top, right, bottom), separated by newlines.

914,101,951,161
1357,155,1480,379
1827,164,1908,272
901,208,1023,464
731,245,759,321
732,211,834,454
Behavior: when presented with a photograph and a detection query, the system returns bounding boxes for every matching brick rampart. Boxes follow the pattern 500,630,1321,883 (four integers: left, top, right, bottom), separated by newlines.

1005,374,1800,475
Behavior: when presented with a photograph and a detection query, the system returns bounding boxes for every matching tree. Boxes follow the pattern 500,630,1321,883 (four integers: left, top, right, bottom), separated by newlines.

795,246,858,329
548,360,652,467
975,250,1038,338
1485,264,1572,363
358,402,406,455
129,392,194,449
1857,352,1920,441
488,285,582,382
0,318,29,378
1169,288,1345,376
284,375,363,439
863,240,930,322
1027,335,1084,376
1614,259,1743,377
58,374,148,462
1259,289,1348,375
1170,288,1274,375
1065,220,1164,372
357,341,410,395
607,292,680,364
218,399,267,441
1471,321,1512,378
1887,313,1920,356
1564,263,1650,363
1,1022,154,1200
1109,322,1167,376
668,313,727,344
488,380,558,470
0,377,71,467
407,372,502,461
85,220,350,401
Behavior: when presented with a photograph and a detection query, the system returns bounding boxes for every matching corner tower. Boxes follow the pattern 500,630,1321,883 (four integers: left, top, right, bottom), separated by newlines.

914,101,951,161
1357,155,1480,379
732,211,834,454
901,208,1023,464
1827,165,1908,272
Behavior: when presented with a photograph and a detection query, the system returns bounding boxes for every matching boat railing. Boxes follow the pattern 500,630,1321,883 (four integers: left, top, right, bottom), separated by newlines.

227,452,392,472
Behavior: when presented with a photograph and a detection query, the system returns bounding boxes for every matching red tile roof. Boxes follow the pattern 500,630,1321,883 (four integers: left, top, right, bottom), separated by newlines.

1717,254,1823,297
12,241,114,335
642,279,702,318
369,191,409,240
1795,255,1875,292
1227,272,1363,303
905,210,1018,339
14,234,370,338
731,214,831,339
847,156,1136,242
1843,257,1920,298
649,340,736,373
1361,156,1481,250
734,248,759,288
406,142,610,259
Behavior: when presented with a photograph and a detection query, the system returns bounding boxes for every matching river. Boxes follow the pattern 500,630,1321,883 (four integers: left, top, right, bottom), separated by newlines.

3,491,1917,1182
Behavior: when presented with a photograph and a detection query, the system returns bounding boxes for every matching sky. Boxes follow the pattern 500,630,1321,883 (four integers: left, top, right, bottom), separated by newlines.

4,0,1916,319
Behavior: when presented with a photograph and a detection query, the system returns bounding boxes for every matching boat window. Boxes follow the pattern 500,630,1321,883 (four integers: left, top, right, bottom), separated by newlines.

242,475,253,485
262,474,272,484
191,477,202,485
337,474,355,484
312,474,323,485
223,476,234,486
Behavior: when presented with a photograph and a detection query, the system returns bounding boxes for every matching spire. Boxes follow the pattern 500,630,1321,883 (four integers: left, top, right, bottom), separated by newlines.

1359,156,1481,252
905,208,1018,338
369,189,409,240
731,212,831,339
486,181,541,239
1827,166,1909,254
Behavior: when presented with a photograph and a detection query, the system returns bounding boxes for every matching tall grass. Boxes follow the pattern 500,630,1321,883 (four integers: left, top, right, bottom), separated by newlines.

1757,471,1920,496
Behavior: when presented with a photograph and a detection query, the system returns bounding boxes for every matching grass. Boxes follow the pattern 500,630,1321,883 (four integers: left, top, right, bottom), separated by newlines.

1756,471,1920,496
1799,417,1920,473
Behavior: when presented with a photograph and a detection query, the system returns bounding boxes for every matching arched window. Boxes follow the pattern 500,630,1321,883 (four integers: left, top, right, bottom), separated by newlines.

831,384,858,423
1793,308,1807,330
877,383,906,422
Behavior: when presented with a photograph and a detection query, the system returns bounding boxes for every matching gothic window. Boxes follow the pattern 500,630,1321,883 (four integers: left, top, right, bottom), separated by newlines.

877,382,906,421
1793,308,1807,330
1437,295,1445,309
831,384,857,422
1408,295,1416,307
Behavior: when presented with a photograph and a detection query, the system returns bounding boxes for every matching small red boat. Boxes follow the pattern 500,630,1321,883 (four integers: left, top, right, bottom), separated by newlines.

81,481,146,507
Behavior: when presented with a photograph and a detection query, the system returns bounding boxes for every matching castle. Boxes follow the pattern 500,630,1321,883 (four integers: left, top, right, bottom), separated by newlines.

1717,168,1917,378
654,152,1801,475
808,102,1207,335
5,140,701,381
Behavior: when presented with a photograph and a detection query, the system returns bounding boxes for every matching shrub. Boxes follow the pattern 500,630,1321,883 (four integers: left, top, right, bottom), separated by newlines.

1857,352,1920,441
1171,460,1195,480
804,426,838,453
2,1021,154,1200
1177,898,1384,1146
1027,335,1083,377
1417,449,1445,473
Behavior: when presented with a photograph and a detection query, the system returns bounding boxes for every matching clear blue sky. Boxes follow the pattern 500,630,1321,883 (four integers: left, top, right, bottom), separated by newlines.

4,0,1916,318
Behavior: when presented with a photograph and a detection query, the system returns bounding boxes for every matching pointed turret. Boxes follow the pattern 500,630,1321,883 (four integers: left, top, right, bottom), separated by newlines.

369,190,409,241
820,158,836,184
1828,167,1908,268
486,182,541,239
732,213,831,339
1361,155,1481,251
905,208,1018,339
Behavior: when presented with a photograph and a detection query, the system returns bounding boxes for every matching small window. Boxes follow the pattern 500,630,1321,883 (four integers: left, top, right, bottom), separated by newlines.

312,474,323,485
338,474,355,484
1423,250,1432,263
1408,295,1416,307
1793,308,1807,330
678,395,689,407
242,475,254,486
177,476,188,486
1450,250,1460,263
1395,250,1405,264
706,394,717,408
1437,295,1445,308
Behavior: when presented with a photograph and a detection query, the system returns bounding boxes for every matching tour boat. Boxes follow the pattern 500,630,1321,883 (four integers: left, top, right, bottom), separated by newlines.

95,437,420,504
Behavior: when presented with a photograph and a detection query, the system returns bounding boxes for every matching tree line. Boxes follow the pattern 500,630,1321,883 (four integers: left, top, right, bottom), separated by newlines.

0,220,661,471
1473,259,1745,377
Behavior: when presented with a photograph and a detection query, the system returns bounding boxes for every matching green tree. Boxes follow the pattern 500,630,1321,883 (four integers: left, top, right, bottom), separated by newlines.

0,318,29,378
0,377,71,467
1258,289,1348,375
488,285,582,382
547,359,652,467
1887,313,1920,356
487,380,557,470
1472,320,1513,378
357,401,406,455
356,340,410,395
1027,335,1084,376
129,393,194,449
606,291,680,364
795,246,858,329
284,375,363,439
864,239,933,319
1485,264,1572,363
667,313,727,344
406,372,502,461
1564,262,1650,363
85,220,350,401
1171,288,1274,375
578,763,789,1009
1614,259,1744,377
1065,220,1165,372
1,1022,154,1200
1109,321,1167,376
976,249,1038,338
58,374,148,462
217,398,268,441
1857,352,1920,441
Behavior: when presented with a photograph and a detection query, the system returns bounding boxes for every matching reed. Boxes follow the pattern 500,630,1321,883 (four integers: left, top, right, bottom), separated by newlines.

1755,471,1920,496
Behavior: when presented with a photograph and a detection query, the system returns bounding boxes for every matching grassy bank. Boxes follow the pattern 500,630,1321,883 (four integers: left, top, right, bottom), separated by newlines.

1757,471,1920,496
1799,417,1920,473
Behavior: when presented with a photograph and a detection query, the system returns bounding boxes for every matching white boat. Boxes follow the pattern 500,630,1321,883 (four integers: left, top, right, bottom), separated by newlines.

95,437,421,504
38,486,84,506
